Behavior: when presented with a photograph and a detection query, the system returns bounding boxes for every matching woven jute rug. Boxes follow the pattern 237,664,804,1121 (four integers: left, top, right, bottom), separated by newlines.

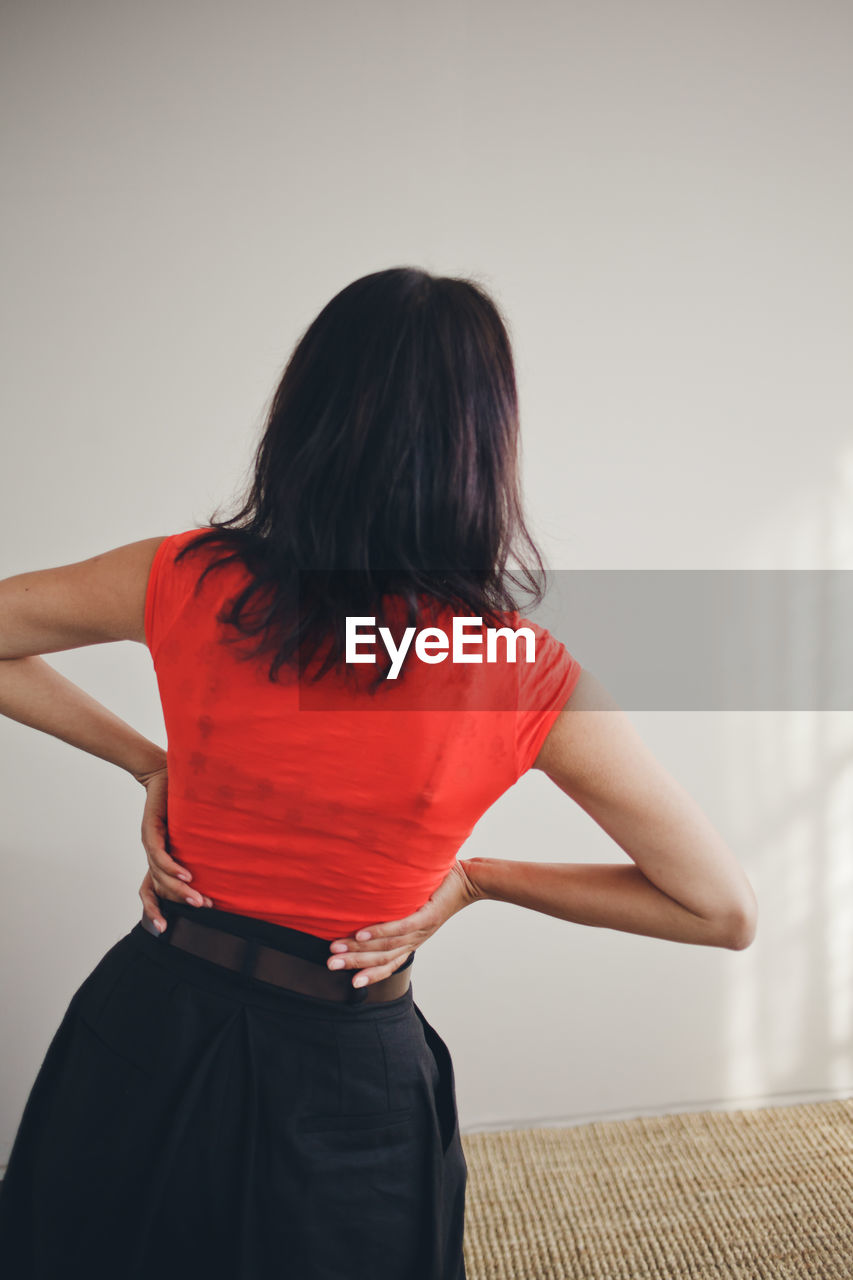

460,1098,853,1279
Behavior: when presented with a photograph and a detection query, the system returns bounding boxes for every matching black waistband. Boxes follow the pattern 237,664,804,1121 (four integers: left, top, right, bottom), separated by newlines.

157,896,414,972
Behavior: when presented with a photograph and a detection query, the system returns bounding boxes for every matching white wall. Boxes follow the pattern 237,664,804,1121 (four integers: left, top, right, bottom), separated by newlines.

2,0,851,1165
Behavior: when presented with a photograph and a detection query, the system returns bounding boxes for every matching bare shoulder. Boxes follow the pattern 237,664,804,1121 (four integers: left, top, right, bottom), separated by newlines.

0,535,169,657
532,665,712,850
531,667,652,799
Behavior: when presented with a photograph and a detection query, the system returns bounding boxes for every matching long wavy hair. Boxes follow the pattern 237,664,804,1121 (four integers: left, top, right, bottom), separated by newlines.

172,266,548,692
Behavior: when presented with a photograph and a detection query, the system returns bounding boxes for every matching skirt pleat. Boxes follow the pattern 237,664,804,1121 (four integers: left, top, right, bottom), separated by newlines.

0,913,468,1280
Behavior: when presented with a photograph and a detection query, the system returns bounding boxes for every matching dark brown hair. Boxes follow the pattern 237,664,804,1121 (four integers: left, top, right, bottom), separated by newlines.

173,266,547,691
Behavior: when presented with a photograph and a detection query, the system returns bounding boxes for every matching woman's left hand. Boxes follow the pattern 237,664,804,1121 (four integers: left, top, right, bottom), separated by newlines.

134,763,212,932
324,859,482,989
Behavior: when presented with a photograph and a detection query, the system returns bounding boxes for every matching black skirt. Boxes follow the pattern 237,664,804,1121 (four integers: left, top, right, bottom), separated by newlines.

0,899,468,1280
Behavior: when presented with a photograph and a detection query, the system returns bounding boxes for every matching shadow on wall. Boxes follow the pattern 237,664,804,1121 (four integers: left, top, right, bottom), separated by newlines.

721,444,853,1106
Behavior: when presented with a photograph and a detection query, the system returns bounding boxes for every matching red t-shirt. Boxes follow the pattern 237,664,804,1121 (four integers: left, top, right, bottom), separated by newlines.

144,528,582,939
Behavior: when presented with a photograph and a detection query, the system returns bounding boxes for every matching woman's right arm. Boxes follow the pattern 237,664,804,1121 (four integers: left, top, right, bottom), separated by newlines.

462,669,758,950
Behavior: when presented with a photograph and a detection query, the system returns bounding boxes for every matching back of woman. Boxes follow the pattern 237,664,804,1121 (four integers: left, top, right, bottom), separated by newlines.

0,266,755,1280
0,267,584,1280
146,526,581,938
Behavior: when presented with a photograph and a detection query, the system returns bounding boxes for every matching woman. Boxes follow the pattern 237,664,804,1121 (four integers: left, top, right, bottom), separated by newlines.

0,267,757,1280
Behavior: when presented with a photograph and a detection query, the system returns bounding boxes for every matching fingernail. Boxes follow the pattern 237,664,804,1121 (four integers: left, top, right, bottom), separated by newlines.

329,958,345,969
356,931,371,941
353,975,367,988
154,919,165,933
330,942,348,952
178,873,191,882
185,896,201,907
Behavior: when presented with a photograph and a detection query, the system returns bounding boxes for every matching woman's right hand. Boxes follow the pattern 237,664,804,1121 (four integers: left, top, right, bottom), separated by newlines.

324,858,484,989
136,764,212,932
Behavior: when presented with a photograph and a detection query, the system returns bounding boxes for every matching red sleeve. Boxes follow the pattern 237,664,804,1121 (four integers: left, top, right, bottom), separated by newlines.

144,528,206,660
514,618,582,778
